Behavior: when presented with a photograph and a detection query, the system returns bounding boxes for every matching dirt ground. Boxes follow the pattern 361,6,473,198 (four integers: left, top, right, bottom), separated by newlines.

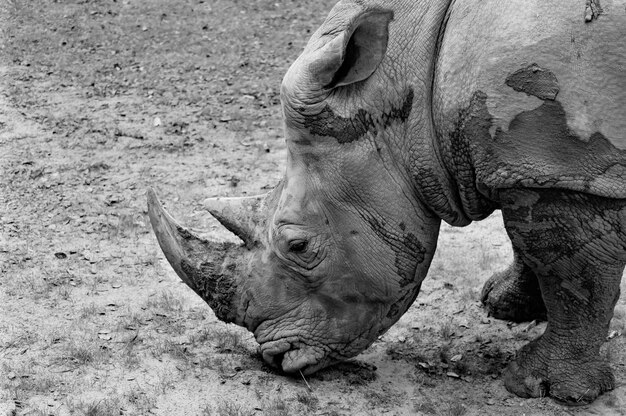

1,1,625,415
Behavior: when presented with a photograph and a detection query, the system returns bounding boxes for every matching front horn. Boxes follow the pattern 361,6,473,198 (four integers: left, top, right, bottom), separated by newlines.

147,189,243,324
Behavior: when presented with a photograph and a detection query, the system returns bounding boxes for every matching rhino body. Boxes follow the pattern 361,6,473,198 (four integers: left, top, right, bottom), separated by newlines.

148,0,626,404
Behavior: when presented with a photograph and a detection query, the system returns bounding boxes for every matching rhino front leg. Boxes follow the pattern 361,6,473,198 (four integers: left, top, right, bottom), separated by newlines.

481,246,547,322
499,189,625,404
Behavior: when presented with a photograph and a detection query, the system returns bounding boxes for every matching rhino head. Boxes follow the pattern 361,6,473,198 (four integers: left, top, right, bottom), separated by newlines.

148,2,444,375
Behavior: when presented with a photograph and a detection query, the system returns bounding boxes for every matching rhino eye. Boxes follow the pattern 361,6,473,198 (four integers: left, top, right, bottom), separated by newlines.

288,240,308,253
280,233,325,270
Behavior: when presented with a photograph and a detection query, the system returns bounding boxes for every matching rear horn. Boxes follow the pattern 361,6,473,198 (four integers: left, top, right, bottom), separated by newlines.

204,195,266,249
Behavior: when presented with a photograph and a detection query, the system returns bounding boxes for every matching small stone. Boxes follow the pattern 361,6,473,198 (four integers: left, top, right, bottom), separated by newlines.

607,330,620,340
7,372,16,380
98,330,112,340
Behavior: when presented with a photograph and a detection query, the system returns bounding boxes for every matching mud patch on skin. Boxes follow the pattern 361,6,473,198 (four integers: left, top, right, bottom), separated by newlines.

448,91,626,202
363,216,426,288
302,88,414,144
385,282,421,320
505,64,559,101
399,233,426,287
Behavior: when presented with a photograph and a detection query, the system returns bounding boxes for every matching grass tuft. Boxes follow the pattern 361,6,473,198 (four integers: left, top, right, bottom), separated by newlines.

208,400,255,416
56,338,111,368
296,391,319,411
68,398,120,416
445,402,468,416
189,325,248,354
413,398,437,415
80,303,99,318
439,319,455,341
151,337,192,363
264,398,290,416
145,290,184,312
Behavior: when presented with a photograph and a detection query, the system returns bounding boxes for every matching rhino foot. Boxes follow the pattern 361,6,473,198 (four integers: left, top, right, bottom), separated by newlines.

481,250,546,322
504,336,615,405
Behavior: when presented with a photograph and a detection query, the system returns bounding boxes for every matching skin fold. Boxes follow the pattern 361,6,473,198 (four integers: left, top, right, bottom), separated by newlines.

148,0,626,405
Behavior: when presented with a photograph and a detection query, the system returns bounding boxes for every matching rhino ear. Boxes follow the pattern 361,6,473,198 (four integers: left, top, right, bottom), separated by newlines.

310,9,393,88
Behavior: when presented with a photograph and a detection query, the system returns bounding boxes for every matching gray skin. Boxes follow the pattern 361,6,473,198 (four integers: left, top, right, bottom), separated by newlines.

148,0,626,405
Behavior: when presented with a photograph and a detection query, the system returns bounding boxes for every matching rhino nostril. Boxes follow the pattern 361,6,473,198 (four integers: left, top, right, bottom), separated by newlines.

272,352,286,369
260,341,291,369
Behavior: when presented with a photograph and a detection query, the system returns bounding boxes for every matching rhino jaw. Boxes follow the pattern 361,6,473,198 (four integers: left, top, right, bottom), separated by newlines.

147,189,245,324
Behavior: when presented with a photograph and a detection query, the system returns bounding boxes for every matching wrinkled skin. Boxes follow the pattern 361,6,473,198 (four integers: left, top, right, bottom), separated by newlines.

149,0,626,404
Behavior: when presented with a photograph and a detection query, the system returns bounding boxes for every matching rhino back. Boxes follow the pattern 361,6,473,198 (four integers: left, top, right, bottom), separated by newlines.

433,0,626,200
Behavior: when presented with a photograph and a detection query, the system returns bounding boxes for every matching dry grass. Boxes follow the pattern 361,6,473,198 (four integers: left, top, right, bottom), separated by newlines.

151,337,192,362
73,399,120,416
439,319,456,341
144,290,184,313
56,337,111,367
444,402,468,416
295,391,319,411
414,397,438,415
79,302,99,318
207,401,255,416
264,397,291,416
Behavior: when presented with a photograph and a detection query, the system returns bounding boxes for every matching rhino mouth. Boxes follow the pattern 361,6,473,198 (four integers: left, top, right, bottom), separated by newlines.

260,339,331,375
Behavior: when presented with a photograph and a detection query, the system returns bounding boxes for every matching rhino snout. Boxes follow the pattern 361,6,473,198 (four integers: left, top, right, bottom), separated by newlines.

259,339,328,375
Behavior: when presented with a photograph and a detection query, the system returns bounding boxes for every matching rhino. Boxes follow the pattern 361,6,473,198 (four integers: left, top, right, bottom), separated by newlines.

147,0,626,405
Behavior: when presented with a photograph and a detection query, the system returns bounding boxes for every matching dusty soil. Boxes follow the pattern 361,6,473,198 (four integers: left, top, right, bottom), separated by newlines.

1,1,624,415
